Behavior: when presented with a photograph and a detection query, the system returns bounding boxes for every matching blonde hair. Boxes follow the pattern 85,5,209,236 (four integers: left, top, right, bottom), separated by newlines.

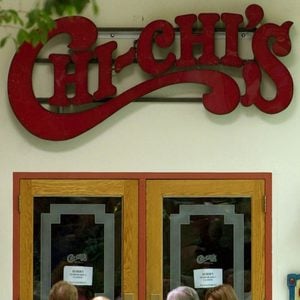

49,280,78,300
204,284,238,300
167,286,199,300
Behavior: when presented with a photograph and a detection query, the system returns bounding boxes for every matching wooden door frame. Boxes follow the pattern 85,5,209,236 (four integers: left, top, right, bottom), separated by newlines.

13,172,272,300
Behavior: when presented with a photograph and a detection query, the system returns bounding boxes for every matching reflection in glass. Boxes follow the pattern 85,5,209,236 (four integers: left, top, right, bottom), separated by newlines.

34,196,122,300
163,197,251,300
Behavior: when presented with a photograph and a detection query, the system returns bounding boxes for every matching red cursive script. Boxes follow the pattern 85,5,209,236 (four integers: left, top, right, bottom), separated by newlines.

7,4,294,140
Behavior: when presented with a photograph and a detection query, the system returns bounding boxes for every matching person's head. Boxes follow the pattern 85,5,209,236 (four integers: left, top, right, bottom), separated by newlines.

92,297,110,300
204,284,238,300
167,286,199,300
49,280,78,300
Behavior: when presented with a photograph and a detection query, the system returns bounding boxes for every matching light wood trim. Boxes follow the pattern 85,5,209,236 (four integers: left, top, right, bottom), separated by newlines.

146,181,164,298
123,180,139,296
19,179,139,299
251,180,265,300
20,180,34,300
29,179,128,195
150,294,161,300
124,293,134,300
146,179,265,300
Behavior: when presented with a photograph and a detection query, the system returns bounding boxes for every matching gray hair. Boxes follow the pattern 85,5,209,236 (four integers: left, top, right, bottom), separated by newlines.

167,286,199,300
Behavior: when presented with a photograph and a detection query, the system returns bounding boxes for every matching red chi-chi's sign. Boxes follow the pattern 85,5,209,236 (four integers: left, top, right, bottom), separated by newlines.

7,4,293,141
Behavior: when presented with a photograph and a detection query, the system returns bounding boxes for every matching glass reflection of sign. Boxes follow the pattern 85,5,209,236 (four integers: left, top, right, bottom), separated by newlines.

8,4,293,141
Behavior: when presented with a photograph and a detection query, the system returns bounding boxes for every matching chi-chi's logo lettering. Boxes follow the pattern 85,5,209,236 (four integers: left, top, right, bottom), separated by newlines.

7,4,293,140
196,254,217,265
67,253,88,263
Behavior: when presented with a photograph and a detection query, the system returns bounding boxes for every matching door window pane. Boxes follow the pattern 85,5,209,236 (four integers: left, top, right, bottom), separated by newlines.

33,196,122,300
163,197,251,300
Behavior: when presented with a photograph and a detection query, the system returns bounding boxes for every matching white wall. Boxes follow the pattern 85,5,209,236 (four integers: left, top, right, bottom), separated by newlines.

0,0,299,299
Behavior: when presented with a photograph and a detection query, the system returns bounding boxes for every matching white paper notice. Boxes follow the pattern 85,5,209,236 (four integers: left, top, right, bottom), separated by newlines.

193,268,223,288
63,266,93,286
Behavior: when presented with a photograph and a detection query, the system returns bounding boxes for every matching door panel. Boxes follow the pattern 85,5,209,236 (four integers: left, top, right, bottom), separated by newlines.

146,179,265,300
19,179,138,300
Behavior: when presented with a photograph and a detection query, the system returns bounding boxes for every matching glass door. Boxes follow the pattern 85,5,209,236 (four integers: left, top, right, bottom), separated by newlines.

146,179,265,300
19,179,138,300
16,175,269,300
